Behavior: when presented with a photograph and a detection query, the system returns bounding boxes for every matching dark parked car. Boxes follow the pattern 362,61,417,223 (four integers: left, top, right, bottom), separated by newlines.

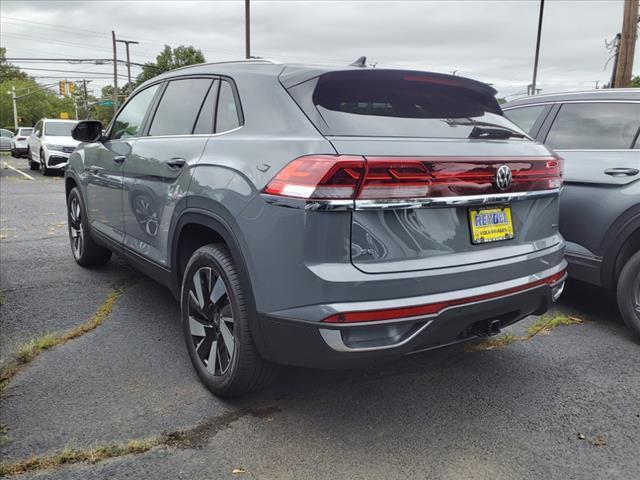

504,89,640,340
66,60,566,396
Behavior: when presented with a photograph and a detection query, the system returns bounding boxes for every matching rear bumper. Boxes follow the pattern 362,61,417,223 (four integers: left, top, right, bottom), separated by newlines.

258,262,567,368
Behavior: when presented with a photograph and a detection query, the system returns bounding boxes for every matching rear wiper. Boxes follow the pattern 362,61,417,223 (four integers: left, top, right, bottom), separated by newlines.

468,125,527,140
443,118,529,140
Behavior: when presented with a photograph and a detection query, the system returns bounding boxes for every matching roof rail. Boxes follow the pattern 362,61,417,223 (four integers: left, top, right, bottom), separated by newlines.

170,58,277,73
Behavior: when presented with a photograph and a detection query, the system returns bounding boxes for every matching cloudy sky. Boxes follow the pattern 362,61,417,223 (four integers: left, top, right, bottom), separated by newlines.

1,0,637,99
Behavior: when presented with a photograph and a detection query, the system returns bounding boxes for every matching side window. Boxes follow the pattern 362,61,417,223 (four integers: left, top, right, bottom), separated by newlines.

193,80,219,135
34,121,42,136
503,105,546,135
110,84,160,140
148,78,213,136
545,102,640,150
215,80,241,133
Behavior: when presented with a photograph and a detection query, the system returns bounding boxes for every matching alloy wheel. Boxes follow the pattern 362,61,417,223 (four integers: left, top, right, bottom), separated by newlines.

68,196,84,259
187,267,235,376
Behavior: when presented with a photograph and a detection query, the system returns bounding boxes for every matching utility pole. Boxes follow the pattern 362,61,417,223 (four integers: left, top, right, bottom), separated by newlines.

10,85,18,130
82,80,90,119
116,38,139,94
245,0,250,59
111,30,118,114
530,0,545,95
613,0,639,88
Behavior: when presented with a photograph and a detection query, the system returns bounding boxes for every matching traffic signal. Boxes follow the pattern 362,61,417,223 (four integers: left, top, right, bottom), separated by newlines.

68,82,75,94
59,80,66,96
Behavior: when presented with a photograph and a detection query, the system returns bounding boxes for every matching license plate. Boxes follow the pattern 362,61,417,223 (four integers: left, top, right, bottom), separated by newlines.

469,206,514,244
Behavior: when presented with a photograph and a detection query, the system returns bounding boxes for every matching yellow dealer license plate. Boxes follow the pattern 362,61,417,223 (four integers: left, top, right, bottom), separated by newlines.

469,206,514,244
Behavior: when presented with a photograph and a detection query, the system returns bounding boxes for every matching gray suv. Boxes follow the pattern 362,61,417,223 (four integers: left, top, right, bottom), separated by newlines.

504,90,640,340
67,61,566,396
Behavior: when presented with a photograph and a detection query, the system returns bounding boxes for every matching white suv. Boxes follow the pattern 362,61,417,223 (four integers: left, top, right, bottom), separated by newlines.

28,119,79,175
10,127,33,158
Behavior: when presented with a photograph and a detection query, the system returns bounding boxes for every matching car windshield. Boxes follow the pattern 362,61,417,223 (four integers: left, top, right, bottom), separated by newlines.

44,121,76,137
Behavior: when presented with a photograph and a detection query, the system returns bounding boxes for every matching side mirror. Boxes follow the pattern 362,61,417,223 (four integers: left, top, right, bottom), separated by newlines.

72,120,103,143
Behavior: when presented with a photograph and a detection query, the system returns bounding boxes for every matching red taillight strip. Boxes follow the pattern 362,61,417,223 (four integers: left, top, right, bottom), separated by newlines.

322,269,567,324
263,155,563,201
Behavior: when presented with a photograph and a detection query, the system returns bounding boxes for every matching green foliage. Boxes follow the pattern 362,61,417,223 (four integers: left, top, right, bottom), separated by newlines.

0,47,27,81
631,75,640,88
136,45,205,84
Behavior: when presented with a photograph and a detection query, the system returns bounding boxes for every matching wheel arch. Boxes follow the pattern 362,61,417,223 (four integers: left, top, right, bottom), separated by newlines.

170,209,269,357
601,205,640,288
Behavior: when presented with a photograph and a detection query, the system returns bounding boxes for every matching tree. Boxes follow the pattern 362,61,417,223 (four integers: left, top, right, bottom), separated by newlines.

0,47,28,81
631,75,640,88
136,45,205,84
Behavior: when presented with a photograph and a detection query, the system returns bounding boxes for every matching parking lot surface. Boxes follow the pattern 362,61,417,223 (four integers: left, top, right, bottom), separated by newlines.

1,154,638,479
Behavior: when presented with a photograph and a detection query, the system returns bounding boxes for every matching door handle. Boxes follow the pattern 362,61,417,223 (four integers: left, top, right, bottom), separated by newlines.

167,158,186,169
113,155,126,164
604,168,639,177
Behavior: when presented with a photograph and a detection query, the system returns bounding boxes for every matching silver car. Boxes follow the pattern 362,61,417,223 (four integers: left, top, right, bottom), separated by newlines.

0,128,13,151
504,89,640,340
66,60,567,396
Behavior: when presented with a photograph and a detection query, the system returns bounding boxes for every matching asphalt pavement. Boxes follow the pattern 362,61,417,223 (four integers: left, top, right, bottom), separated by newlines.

0,154,638,480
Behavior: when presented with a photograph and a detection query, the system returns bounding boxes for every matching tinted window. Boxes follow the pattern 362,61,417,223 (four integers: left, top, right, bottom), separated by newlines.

193,80,219,135
215,80,241,133
44,121,76,136
19,128,33,136
110,84,160,140
546,102,640,149
149,78,213,136
504,105,546,134
306,70,507,138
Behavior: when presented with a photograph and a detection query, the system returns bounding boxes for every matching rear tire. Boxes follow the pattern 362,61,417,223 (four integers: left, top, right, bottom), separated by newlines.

27,148,38,170
181,244,278,397
617,249,640,342
67,187,112,267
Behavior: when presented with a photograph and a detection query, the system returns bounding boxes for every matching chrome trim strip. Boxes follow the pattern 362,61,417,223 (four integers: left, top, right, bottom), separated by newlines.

261,194,353,211
354,188,561,210
319,261,567,329
319,321,434,353
261,188,561,211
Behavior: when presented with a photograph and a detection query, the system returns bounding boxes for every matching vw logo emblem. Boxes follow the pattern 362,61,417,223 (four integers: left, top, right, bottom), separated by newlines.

495,165,512,191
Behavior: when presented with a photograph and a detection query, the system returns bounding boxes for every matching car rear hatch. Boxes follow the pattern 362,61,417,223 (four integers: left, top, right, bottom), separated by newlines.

281,68,563,274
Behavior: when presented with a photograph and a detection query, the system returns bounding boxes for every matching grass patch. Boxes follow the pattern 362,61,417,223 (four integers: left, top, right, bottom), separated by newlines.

526,313,583,338
464,332,518,352
0,438,162,476
0,283,127,392
466,313,584,352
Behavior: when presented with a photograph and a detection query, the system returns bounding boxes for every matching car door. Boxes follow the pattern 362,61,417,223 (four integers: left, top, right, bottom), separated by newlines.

540,101,640,269
123,77,217,266
84,83,161,245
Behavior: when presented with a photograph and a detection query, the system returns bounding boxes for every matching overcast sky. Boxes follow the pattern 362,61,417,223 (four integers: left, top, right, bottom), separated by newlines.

1,0,638,99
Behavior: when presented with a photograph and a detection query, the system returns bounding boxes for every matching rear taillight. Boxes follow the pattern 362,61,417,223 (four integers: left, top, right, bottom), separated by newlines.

263,155,563,200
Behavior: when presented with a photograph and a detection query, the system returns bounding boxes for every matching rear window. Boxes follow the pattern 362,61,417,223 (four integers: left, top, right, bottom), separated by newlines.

305,70,510,138
19,128,33,135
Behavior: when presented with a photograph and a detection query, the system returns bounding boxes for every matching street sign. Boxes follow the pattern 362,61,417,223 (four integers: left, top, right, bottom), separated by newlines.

60,112,70,119
97,100,113,107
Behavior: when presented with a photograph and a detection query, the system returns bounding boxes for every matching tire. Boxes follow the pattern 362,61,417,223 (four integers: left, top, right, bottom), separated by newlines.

10,148,16,158
181,244,277,397
27,148,38,171
618,249,640,342
67,187,112,267
39,150,50,176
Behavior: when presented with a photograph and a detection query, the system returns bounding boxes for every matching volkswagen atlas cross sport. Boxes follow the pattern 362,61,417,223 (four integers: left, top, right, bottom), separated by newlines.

66,60,566,396
28,118,79,175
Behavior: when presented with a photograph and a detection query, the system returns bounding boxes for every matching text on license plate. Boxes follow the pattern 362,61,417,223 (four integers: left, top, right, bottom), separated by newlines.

469,206,514,244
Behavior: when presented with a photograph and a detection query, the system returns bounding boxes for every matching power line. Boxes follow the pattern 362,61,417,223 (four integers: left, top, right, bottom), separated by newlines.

14,66,129,78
